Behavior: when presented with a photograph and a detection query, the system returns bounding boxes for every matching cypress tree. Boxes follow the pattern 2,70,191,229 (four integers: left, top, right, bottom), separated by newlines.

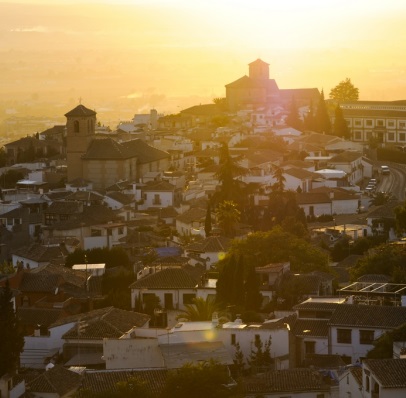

314,90,331,134
204,201,212,238
333,104,350,139
0,279,24,376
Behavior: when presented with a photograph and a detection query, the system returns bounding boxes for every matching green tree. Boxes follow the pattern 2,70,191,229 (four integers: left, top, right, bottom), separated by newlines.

244,265,262,311
367,323,406,359
303,100,315,131
216,255,237,305
76,376,153,398
65,247,130,269
233,342,245,375
0,280,24,376
248,336,272,373
213,97,228,111
329,78,359,102
0,148,7,167
314,90,331,134
370,191,392,206
215,143,246,204
350,243,406,282
333,104,350,139
225,227,329,274
161,360,241,398
394,201,406,235
0,169,24,189
217,200,241,238
285,97,303,130
176,297,221,322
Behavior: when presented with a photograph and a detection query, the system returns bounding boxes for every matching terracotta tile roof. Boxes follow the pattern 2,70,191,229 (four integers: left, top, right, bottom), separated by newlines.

129,268,198,289
244,368,329,394
367,199,402,220
304,354,346,369
364,358,406,387
160,341,233,369
13,243,68,263
329,151,362,163
296,132,341,146
17,307,64,327
294,301,342,312
181,103,222,116
65,191,104,202
357,274,391,283
186,236,231,253
27,365,81,395
106,191,134,205
350,366,363,386
62,307,150,340
296,192,331,204
20,272,61,292
284,167,318,180
65,104,96,117
226,75,279,92
291,319,329,337
45,200,83,215
78,369,167,397
82,138,169,163
50,204,119,230
176,207,206,224
328,304,406,328
82,137,133,159
142,180,176,192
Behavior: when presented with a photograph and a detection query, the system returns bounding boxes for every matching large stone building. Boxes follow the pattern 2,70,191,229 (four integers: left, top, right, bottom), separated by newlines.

225,59,320,111
66,104,170,190
337,100,406,147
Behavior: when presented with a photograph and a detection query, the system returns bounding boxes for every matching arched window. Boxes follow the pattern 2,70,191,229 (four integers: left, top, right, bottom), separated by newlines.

74,120,80,133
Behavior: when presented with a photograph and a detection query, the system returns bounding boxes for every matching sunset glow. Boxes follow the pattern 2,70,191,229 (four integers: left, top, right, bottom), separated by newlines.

1,0,406,119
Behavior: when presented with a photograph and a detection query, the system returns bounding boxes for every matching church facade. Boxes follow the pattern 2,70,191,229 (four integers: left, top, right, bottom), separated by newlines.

65,105,170,190
225,59,320,111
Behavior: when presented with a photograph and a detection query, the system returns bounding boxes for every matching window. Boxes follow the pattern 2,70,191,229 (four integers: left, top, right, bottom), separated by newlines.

365,120,373,126
231,334,236,345
360,330,374,345
354,131,362,140
400,133,406,141
304,341,316,354
354,120,362,126
366,375,370,392
388,121,395,127
337,328,352,344
388,132,395,141
377,120,384,127
74,120,80,133
400,122,406,129
153,194,161,205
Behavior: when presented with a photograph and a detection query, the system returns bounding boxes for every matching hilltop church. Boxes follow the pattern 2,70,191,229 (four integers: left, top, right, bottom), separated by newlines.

225,58,320,111
66,104,170,190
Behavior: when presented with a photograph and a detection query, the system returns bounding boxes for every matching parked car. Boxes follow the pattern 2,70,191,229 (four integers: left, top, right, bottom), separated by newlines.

381,165,390,175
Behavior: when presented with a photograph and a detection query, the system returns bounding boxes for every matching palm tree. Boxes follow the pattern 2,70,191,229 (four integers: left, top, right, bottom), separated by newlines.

217,200,241,237
176,297,222,322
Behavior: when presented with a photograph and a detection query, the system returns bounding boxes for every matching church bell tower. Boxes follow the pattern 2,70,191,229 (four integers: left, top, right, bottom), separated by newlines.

65,104,96,183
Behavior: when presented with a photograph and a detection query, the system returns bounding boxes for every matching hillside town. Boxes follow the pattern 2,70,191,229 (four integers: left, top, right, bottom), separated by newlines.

1,59,406,398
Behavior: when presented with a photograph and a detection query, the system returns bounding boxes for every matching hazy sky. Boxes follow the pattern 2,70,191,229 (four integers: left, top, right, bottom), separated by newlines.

1,0,406,116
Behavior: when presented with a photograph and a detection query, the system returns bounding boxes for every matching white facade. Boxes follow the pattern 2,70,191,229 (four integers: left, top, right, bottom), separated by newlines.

21,322,76,369
329,326,387,363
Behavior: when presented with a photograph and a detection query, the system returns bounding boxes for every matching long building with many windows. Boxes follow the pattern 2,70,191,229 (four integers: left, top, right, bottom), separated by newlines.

335,100,406,147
